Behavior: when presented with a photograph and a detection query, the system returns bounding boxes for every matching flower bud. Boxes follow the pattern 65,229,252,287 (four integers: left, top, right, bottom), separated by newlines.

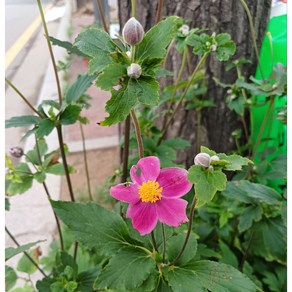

210,155,220,162
127,63,142,79
227,89,232,95
211,44,217,51
194,153,211,168
122,17,144,45
179,24,190,36
9,146,24,158
126,50,131,59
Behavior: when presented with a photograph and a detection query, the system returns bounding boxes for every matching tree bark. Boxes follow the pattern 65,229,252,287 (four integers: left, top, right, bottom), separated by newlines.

118,0,271,166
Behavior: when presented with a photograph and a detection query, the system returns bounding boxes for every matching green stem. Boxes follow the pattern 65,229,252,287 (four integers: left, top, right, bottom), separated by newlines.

266,32,274,74
162,39,174,68
5,78,44,118
155,0,164,24
36,0,63,106
158,53,208,145
79,122,93,201
170,196,197,266
96,0,109,33
196,109,202,154
161,224,166,263
131,0,136,17
130,110,144,158
151,231,158,252
5,226,47,277
239,0,265,81
34,135,64,250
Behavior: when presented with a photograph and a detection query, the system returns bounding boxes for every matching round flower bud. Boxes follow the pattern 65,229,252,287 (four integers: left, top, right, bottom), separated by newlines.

179,24,190,36
272,84,278,90
227,89,232,95
127,63,142,79
210,155,220,162
9,146,24,158
211,44,217,51
194,153,211,168
126,50,132,59
122,17,144,45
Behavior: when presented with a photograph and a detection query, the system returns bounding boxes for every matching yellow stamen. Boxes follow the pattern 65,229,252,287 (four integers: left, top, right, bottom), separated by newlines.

139,180,163,203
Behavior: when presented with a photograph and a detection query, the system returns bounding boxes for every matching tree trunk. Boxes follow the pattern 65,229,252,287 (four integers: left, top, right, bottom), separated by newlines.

118,0,271,166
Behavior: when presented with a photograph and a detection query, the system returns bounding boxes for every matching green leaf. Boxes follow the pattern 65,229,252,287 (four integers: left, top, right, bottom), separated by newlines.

200,146,217,156
226,94,245,116
167,260,257,292
59,104,82,125
95,63,126,91
5,265,17,291
156,145,177,167
188,165,227,207
136,16,180,61
34,171,46,183
9,283,35,292
238,205,262,233
166,233,197,266
187,33,211,56
45,163,75,176
215,33,236,61
218,240,239,268
100,80,137,126
49,36,87,57
26,138,48,165
17,252,38,274
95,246,155,290
65,74,95,103
5,240,44,261
51,201,135,254
162,138,191,149
5,198,10,211
5,115,41,128
261,266,286,292
218,153,252,171
77,268,100,292
36,119,55,137
75,28,116,74
36,277,55,292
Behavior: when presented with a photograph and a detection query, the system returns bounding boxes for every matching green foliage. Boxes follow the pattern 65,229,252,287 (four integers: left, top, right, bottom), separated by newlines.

59,104,82,125
17,251,38,275
215,33,237,61
5,115,41,128
5,265,17,291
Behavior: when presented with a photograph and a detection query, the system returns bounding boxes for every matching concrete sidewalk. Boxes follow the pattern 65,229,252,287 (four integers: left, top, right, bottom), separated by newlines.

5,0,120,286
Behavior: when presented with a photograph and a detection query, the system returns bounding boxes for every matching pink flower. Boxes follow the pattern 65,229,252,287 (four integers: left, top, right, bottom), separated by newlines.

110,156,192,235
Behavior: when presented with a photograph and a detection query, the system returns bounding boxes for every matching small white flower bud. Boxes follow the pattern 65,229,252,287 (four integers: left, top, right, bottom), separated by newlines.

122,17,144,45
211,32,216,37
272,84,278,89
126,50,131,59
210,155,220,162
227,89,232,95
194,153,211,168
127,63,142,79
211,44,217,51
9,146,24,158
206,41,211,46
179,24,190,36
208,165,214,171
230,94,237,100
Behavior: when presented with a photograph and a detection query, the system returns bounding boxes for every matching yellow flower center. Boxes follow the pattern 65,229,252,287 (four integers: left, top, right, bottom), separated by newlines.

139,180,163,203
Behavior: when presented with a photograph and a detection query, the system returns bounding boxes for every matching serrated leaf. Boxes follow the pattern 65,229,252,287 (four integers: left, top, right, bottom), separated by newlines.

136,16,180,61
59,104,82,125
77,268,100,292
5,266,17,291
100,80,137,126
95,246,155,290
162,138,191,149
187,33,211,56
218,240,239,268
6,240,44,261
36,119,55,137
34,171,46,183
75,28,116,74
226,94,245,116
51,201,135,254
167,260,257,292
188,165,227,207
215,33,236,62
17,251,38,274
132,76,159,105
166,233,197,266
26,138,48,165
200,146,217,156
45,163,74,175
238,205,262,233
5,115,41,128
95,63,126,90
65,74,95,103
218,153,252,171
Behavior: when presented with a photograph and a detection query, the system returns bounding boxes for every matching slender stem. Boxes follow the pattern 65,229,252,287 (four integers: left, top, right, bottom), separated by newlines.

131,45,136,62
56,124,75,202
161,224,166,263
5,227,47,277
130,110,144,158
131,0,136,17
251,96,275,160
36,0,62,106
155,0,164,24
239,0,265,81
161,47,187,131
34,135,64,250
239,230,255,271
196,109,202,154
121,116,131,183
151,231,158,252
266,32,274,74
170,196,197,266
79,122,93,201
162,39,174,68
5,78,44,118
96,0,109,33
158,53,208,145
73,241,79,261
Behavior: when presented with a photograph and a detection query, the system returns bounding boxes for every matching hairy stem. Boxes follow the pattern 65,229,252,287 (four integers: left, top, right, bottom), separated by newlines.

161,224,166,263
34,135,64,250
239,0,265,81
5,227,47,277
36,0,63,106
79,122,93,201
158,53,208,145
170,196,197,266
130,110,144,158
5,79,44,118
96,0,109,33
131,0,136,17
155,0,164,24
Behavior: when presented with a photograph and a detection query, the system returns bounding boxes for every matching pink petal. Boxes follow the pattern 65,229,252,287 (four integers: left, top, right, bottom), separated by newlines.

156,197,189,227
110,183,140,204
130,156,160,185
126,202,158,235
156,168,192,198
